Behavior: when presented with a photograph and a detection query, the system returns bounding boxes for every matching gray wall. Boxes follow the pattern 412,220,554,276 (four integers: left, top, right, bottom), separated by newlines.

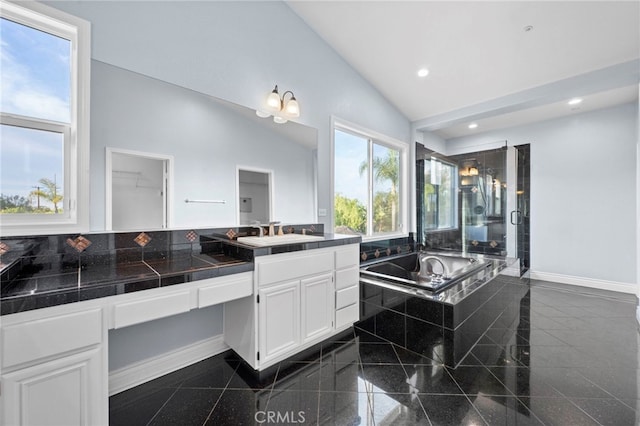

108,306,222,371
443,103,638,289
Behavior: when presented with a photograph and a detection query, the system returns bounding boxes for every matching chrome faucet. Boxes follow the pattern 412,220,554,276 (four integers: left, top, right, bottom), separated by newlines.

419,255,449,281
251,220,264,237
268,221,280,236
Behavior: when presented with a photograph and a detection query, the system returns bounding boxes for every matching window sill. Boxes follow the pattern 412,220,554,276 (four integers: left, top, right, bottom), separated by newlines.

361,232,409,243
424,228,459,234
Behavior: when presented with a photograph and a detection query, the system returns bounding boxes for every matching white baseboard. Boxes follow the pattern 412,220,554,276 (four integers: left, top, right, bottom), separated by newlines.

529,270,637,295
109,334,229,396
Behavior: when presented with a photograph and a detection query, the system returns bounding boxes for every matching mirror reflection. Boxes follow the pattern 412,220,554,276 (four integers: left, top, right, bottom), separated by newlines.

90,60,318,232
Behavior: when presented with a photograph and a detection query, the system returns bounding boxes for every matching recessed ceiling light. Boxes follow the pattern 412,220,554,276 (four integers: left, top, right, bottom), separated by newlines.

417,68,430,78
568,98,583,106
468,123,478,129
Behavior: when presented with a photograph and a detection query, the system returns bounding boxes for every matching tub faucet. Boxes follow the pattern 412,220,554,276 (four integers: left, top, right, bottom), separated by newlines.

251,220,264,237
420,256,449,281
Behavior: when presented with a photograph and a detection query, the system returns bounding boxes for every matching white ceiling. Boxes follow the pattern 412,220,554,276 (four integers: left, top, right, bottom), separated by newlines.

287,1,640,140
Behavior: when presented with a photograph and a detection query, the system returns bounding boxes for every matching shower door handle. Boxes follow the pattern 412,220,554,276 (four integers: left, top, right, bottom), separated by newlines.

510,210,522,225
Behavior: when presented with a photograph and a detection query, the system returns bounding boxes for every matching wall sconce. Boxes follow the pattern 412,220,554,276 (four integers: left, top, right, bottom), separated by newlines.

256,85,300,124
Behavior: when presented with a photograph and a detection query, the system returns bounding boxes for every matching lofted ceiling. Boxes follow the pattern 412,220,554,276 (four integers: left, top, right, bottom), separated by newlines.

287,1,640,140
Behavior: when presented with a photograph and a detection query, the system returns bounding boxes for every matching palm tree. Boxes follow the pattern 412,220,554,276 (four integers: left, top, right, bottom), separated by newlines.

30,177,63,213
359,151,399,232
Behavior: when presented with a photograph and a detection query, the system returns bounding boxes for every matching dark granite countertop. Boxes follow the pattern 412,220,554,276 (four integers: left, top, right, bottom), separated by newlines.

202,232,362,256
0,226,362,316
1,250,252,316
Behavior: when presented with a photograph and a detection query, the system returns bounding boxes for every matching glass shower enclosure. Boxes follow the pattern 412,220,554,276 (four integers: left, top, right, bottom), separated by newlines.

416,143,529,275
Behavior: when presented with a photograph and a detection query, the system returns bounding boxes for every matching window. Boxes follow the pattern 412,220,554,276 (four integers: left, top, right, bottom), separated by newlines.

333,121,407,239
0,0,90,235
423,158,457,230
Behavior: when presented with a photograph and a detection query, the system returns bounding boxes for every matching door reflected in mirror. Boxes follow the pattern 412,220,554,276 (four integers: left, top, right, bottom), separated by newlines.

237,168,273,225
106,148,173,231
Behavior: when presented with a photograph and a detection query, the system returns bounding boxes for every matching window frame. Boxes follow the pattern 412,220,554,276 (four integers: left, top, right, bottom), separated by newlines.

331,118,409,241
0,0,90,236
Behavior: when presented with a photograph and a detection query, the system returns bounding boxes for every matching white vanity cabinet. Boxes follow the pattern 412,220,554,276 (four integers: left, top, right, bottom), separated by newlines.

0,305,108,426
0,271,253,426
334,245,360,328
300,272,334,344
224,244,360,370
258,280,301,362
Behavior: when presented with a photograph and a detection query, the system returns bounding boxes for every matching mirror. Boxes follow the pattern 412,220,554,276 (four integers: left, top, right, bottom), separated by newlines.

90,60,318,231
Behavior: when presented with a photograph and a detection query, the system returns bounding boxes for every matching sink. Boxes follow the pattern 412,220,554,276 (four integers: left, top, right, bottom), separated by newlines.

236,234,325,247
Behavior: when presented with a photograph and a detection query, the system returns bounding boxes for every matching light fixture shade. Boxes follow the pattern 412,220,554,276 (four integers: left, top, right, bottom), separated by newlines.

284,97,300,117
266,86,281,112
257,84,299,124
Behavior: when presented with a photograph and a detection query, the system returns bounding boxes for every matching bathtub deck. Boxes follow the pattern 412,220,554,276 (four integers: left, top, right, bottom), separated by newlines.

358,268,529,367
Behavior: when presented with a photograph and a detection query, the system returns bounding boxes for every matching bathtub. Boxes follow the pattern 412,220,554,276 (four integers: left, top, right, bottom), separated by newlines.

360,251,491,291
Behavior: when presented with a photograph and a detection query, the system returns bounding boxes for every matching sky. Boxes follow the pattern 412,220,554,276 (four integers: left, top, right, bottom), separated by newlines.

0,17,70,204
334,129,395,205
334,130,368,203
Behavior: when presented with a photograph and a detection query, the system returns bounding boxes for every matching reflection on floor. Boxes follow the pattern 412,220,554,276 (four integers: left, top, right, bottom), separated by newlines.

110,280,640,425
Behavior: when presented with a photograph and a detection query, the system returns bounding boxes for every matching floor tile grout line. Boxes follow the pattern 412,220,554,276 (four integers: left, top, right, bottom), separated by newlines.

201,361,247,425
390,343,433,425
442,365,492,425
512,395,552,426
556,390,607,426
262,362,280,414
575,370,639,410
144,386,181,426
461,393,491,426
355,342,381,426
483,362,550,426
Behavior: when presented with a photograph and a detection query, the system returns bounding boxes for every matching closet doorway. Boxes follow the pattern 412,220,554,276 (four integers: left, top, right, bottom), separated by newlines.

106,148,173,231
236,167,273,225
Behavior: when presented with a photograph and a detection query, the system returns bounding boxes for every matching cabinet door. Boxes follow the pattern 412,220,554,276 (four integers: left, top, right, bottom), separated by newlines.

1,346,105,426
259,281,300,364
301,273,334,344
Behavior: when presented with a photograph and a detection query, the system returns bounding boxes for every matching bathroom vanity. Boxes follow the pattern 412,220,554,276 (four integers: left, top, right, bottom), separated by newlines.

0,227,360,426
224,243,360,370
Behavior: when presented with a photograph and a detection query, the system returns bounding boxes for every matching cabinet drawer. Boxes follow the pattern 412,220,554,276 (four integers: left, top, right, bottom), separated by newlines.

335,303,359,329
198,275,252,308
335,244,359,269
335,266,358,290
2,308,102,369
257,251,333,286
336,285,359,310
113,290,190,329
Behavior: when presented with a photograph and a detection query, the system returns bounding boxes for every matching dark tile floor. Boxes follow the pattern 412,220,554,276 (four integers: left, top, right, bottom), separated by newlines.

110,280,639,425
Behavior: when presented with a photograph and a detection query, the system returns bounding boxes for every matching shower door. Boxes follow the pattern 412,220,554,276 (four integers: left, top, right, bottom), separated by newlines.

506,146,520,267
459,147,509,257
507,145,530,274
